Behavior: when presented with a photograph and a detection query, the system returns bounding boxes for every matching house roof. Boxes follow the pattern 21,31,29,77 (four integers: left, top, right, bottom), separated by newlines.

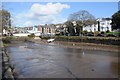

38,25,56,28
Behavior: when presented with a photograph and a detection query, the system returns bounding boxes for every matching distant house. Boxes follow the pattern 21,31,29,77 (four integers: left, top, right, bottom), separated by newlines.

37,24,56,36
24,27,33,31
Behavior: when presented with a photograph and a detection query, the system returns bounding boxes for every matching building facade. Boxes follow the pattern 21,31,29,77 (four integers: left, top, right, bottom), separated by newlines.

83,18,112,32
37,24,56,35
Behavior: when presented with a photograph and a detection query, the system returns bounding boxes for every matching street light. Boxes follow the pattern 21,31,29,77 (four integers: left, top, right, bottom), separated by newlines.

96,18,100,32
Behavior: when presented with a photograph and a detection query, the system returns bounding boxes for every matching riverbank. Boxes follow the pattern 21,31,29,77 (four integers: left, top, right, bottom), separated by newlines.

30,39,119,52
41,36,120,45
2,36,119,52
1,42,16,80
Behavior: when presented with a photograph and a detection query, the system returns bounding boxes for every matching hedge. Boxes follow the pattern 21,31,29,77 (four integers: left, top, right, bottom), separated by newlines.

41,36,120,45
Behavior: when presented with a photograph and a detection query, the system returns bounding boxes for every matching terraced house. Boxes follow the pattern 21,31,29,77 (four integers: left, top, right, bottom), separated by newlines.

38,24,56,36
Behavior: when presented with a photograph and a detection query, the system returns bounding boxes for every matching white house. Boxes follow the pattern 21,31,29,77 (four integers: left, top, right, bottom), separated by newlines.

83,18,112,32
83,24,98,32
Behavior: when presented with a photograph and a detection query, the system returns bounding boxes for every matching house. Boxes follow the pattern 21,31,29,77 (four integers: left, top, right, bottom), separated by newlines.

83,18,112,32
37,24,56,36
83,24,98,32
98,18,112,32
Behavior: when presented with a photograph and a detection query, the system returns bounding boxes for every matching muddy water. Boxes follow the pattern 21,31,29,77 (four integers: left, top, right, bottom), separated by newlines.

7,42,119,78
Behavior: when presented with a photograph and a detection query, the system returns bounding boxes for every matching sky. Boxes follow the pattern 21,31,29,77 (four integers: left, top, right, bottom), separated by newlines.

2,2,119,27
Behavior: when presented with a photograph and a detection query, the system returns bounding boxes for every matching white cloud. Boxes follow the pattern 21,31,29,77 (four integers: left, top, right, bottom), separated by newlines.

13,3,70,27
27,3,70,24
29,3,70,16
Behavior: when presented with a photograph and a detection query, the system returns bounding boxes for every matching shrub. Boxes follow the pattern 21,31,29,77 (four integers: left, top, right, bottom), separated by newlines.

97,34,104,37
41,36,55,40
56,36,120,45
28,33,35,38
82,30,88,35
94,31,100,36
106,30,110,33
2,36,16,43
100,31,105,34
106,34,116,37
40,36,120,45
2,36,32,43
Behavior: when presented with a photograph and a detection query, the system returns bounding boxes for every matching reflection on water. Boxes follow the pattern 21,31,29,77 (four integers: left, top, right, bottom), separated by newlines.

7,42,119,78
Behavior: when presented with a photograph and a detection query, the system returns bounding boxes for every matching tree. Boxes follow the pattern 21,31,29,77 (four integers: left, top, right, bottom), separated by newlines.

75,21,82,36
64,21,75,36
55,26,64,36
68,10,96,35
0,15,2,33
0,10,11,30
68,10,96,26
111,10,120,30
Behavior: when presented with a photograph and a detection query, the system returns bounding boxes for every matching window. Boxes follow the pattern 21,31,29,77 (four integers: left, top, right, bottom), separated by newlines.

106,27,109,30
101,27,104,31
94,28,96,31
101,23,104,25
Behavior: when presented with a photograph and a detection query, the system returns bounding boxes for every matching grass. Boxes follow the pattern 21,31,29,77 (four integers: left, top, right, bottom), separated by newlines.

106,32,120,36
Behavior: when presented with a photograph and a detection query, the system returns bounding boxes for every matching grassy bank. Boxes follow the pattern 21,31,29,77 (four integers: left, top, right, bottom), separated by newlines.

41,36,120,46
2,36,33,43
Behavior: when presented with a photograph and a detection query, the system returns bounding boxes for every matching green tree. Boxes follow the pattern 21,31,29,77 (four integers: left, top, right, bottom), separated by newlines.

111,10,120,30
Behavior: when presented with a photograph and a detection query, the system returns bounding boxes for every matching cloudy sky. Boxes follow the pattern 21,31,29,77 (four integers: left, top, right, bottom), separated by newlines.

3,2,118,27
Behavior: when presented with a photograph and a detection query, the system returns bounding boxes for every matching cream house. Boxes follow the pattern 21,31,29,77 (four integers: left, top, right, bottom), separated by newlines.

83,18,112,32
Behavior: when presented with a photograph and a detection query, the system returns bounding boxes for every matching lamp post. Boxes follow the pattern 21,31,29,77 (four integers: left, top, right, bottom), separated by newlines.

97,18,100,32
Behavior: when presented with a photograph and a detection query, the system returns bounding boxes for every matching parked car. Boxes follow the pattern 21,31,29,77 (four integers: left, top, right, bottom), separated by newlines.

106,34,116,37
97,34,104,37
85,33,94,36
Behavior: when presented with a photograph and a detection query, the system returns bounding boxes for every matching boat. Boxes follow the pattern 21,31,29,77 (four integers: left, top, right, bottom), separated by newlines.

47,38,55,43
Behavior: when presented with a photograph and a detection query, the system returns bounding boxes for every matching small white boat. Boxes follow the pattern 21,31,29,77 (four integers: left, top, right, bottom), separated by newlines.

47,38,55,43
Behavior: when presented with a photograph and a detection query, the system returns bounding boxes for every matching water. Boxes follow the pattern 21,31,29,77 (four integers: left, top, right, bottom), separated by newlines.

7,42,119,78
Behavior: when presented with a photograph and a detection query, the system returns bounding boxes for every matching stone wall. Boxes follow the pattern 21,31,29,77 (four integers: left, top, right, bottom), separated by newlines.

1,41,15,80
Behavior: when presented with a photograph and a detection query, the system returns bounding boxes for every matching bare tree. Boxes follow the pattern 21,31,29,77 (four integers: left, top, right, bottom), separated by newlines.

64,21,75,36
68,10,96,35
0,10,11,30
68,10,96,26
